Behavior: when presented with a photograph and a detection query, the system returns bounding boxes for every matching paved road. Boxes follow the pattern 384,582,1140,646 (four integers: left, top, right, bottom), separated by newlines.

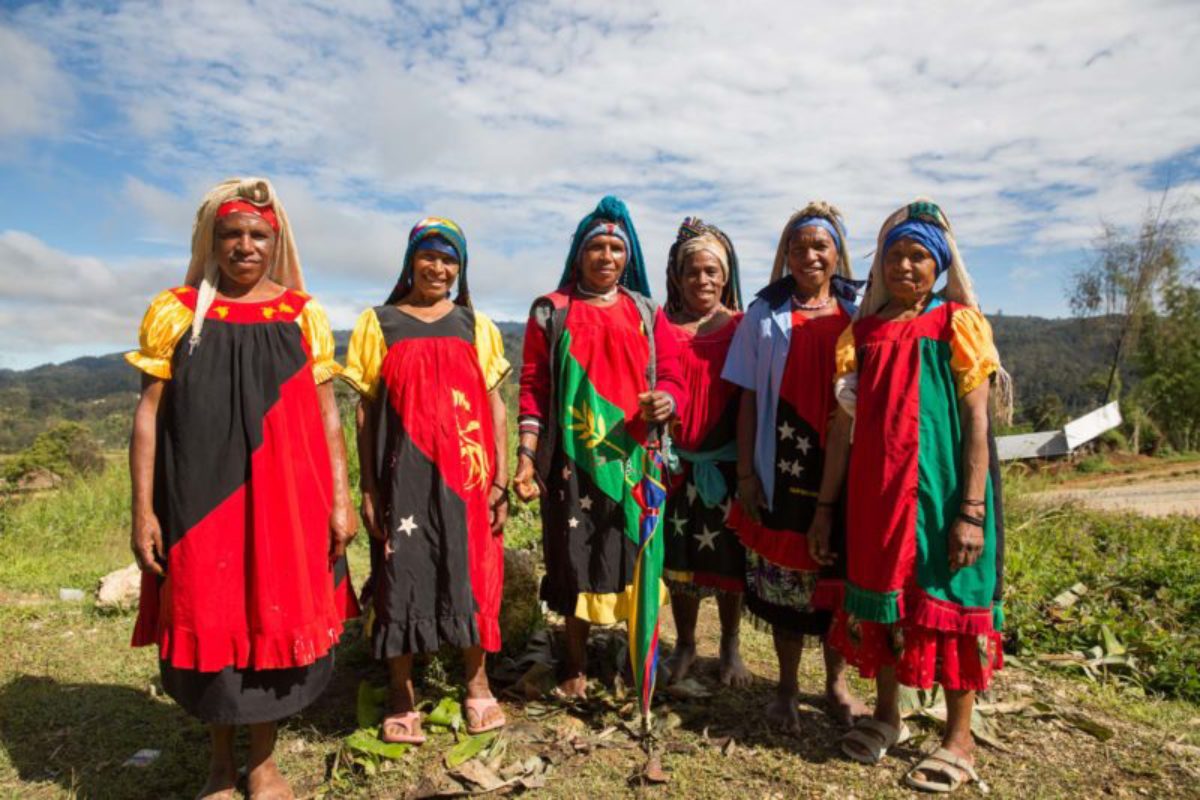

1035,478,1200,517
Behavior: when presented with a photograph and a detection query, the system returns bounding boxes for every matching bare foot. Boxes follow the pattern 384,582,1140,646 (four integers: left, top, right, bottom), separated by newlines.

825,679,871,727
195,769,237,800
664,641,697,685
718,635,751,688
555,674,588,700
764,692,801,733
247,757,294,800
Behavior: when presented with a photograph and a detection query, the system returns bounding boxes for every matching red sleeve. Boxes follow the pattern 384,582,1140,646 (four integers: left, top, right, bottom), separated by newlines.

518,314,550,426
652,307,686,418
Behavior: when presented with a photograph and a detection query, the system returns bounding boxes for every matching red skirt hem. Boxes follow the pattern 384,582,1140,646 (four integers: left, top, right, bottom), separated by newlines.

729,503,819,571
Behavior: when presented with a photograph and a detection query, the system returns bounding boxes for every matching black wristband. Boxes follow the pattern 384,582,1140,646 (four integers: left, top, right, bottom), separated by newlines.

517,444,537,462
960,499,986,507
957,511,985,528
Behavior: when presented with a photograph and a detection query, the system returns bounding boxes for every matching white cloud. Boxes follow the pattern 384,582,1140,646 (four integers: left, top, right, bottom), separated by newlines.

0,24,74,140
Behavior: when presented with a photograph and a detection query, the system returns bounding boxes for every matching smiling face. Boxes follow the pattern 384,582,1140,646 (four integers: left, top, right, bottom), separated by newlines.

883,238,938,306
786,225,838,297
214,213,276,291
409,246,460,302
680,249,727,316
578,233,627,292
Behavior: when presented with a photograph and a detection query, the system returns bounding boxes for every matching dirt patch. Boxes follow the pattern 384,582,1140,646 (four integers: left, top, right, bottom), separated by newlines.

1035,477,1200,517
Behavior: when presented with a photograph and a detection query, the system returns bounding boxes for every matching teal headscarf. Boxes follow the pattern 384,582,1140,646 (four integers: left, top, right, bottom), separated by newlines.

556,195,651,296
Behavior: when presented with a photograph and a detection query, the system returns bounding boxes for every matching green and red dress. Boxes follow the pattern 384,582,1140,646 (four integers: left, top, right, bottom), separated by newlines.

726,303,850,635
126,286,358,724
663,314,745,595
342,304,510,655
830,299,1004,691
518,291,685,623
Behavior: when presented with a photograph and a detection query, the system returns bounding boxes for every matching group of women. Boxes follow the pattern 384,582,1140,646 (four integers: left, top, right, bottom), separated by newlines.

127,177,1007,798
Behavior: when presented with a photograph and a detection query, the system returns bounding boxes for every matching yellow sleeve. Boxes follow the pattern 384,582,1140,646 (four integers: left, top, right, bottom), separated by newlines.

296,297,341,384
474,311,512,393
340,308,386,399
950,307,1000,397
124,289,194,380
833,325,857,382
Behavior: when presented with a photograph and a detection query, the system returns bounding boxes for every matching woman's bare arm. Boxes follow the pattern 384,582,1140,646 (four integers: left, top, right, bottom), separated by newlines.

129,375,165,575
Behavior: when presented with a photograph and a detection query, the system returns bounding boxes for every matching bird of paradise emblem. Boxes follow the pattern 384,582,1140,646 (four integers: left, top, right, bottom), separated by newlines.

452,388,488,491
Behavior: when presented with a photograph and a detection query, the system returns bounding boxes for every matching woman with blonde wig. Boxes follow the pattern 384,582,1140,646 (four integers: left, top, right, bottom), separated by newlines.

127,178,358,799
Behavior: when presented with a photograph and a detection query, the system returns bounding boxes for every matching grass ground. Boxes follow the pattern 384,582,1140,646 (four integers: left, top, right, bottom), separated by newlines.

2,459,1199,798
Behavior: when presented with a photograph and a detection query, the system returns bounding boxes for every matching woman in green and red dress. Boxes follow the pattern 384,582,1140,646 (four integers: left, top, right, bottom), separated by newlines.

722,202,868,731
127,177,358,800
513,196,684,699
822,199,1008,792
659,217,751,689
343,217,511,744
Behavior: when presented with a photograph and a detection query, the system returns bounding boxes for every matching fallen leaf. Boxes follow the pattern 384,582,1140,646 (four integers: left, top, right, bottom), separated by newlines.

356,681,388,728
427,697,464,733
446,731,498,769
407,773,466,799
1059,711,1116,741
1100,624,1126,656
345,728,411,761
664,677,712,700
453,759,506,791
640,754,670,784
1164,741,1200,759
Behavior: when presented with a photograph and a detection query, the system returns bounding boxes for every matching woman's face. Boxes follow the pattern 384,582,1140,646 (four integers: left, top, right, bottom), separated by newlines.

883,238,938,305
410,247,460,301
214,213,276,290
786,225,838,296
680,249,727,315
578,234,627,292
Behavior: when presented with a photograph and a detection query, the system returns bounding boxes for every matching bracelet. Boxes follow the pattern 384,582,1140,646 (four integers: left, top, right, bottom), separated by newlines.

517,444,537,462
816,500,837,508
490,486,511,510
960,499,986,507
492,479,509,491
957,511,985,528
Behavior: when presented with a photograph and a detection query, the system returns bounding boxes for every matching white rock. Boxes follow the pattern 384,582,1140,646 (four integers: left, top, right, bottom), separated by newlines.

97,562,142,608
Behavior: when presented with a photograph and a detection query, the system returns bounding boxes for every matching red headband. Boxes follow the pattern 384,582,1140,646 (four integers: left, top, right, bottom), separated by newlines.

216,200,280,232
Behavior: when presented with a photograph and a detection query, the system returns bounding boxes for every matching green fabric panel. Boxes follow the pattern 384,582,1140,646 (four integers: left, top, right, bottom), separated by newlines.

555,328,647,544
914,338,997,610
844,582,902,624
992,602,1005,631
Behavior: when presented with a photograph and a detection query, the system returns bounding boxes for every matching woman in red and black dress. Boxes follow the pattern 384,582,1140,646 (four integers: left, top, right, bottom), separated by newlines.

659,217,751,688
343,218,510,744
127,178,358,799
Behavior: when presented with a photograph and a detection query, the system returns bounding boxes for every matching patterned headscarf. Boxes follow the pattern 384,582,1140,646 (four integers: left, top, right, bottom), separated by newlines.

556,195,650,296
665,216,743,315
385,217,471,306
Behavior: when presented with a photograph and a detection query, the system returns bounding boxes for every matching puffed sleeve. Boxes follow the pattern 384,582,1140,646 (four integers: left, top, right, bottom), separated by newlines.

124,289,194,380
340,308,386,399
296,297,342,384
949,307,999,397
518,314,550,432
473,311,512,393
720,299,762,390
833,325,858,417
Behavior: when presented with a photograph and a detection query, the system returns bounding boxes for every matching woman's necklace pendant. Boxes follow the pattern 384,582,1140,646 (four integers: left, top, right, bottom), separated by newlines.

576,284,618,301
792,294,832,311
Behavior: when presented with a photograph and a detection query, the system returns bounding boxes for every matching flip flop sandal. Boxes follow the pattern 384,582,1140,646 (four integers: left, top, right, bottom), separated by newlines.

903,748,982,793
465,696,507,735
380,711,427,745
839,718,912,765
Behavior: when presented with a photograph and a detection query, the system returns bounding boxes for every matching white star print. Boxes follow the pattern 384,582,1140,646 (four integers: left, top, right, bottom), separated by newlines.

694,526,720,552
790,461,804,477
719,499,733,520
795,435,812,456
580,496,593,511
670,513,687,536
686,483,698,504
778,458,793,474
562,465,572,480
398,516,418,537
778,420,795,441
569,516,580,529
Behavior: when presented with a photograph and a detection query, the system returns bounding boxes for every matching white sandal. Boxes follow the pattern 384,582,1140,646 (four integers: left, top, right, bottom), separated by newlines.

903,748,982,793
839,718,912,764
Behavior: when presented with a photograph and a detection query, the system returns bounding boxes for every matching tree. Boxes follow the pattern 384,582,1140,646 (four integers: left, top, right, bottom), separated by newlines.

1069,193,1193,402
1136,280,1200,451
3,421,106,484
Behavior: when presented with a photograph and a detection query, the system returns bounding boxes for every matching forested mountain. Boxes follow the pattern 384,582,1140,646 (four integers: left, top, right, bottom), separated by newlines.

0,316,1118,453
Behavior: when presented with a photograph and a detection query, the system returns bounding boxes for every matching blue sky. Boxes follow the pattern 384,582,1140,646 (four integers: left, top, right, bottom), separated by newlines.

1,0,1198,369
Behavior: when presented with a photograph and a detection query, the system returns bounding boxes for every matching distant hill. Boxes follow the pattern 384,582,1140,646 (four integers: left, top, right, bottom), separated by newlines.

0,315,1118,453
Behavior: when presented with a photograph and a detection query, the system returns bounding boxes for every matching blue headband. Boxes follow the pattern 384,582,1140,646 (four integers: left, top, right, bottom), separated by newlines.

791,216,843,253
578,220,631,259
883,219,951,277
414,235,460,263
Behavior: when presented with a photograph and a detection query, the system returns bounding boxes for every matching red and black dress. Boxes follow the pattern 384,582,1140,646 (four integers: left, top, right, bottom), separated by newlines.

663,315,746,595
126,286,358,725
342,304,510,655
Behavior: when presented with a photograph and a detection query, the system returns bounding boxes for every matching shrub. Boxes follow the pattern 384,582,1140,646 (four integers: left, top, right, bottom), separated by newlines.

3,422,106,484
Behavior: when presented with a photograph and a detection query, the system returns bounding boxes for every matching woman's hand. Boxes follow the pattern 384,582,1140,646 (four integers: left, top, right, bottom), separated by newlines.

513,455,540,502
638,390,675,423
807,507,837,566
737,473,765,523
948,516,985,571
360,487,385,541
488,483,509,534
131,507,165,576
329,495,358,561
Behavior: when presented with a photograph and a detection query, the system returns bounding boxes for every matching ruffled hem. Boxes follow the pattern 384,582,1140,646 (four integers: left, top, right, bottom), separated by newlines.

142,615,346,673
124,350,172,380
829,612,1003,692
665,570,744,594
372,612,480,658
844,582,903,623
844,583,999,636
476,614,502,654
728,503,819,571
311,358,342,385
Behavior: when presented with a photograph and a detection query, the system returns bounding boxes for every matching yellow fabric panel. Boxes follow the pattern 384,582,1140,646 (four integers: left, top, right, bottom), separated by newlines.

296,297,342,384
124,289,194,380
949,307,1000,397
340,308,386,399
473,311,512,392
572,581,671,625
833,324,858,381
